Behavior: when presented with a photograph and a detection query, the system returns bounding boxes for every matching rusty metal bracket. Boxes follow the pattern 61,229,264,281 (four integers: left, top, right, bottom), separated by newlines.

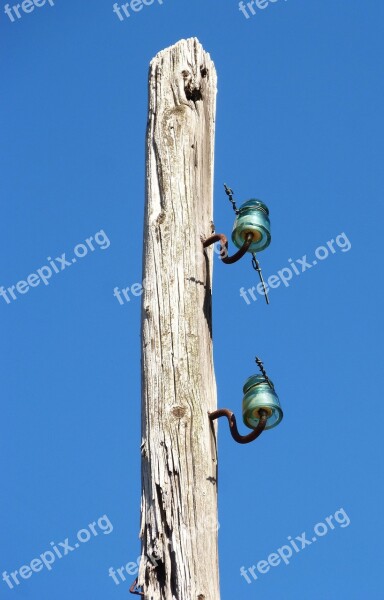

209,408,268,444
203,231,253,264
129,578,144,596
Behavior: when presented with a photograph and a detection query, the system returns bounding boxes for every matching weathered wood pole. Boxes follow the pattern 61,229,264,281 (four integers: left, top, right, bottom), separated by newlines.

139,38,219,600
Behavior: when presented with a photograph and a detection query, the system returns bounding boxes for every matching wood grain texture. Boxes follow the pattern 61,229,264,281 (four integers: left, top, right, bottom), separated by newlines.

139,38,219,600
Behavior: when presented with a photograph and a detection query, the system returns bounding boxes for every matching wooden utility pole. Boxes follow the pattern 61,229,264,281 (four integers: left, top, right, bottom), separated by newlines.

139,38,219,600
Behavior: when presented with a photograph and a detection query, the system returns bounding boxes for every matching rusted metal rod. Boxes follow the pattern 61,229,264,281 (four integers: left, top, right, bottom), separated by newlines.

203,232,253,264
209,408,268,444
129,578,144,596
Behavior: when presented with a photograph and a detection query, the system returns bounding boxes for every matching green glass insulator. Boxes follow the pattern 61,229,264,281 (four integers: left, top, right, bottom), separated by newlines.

232,199,271,253
242,374,283,430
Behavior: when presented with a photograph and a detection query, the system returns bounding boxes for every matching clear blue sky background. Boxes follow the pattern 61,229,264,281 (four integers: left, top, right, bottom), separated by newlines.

1,1,383,598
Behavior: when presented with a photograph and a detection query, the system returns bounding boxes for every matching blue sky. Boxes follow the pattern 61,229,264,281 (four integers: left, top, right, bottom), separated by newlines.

1,0,383,598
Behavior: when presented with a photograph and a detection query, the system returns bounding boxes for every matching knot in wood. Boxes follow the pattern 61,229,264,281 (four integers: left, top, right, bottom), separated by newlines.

171,405,187,419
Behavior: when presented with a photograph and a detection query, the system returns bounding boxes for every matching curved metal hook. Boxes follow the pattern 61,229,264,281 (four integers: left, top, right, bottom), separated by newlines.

129,578,144,596
209,408,268,444
203,232,253,264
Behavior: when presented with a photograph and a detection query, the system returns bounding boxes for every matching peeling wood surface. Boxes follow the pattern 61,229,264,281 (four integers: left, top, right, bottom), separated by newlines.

139,38,219,600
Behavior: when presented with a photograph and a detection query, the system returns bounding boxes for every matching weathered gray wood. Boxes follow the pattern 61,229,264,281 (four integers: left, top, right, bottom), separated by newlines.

139,38,219,600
